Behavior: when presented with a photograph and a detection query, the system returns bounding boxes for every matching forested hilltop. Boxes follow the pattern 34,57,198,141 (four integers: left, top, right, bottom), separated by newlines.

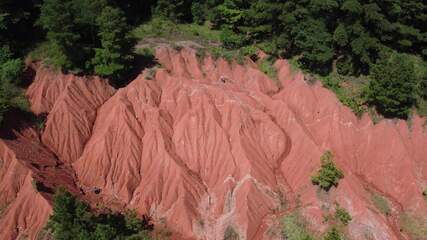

1,0,426,120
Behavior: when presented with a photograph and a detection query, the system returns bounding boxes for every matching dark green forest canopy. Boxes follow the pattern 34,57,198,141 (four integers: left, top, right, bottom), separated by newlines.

47,189,153,240
0,0,426,121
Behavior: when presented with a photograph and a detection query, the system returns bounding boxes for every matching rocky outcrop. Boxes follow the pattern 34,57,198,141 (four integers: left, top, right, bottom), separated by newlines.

0,48,426,239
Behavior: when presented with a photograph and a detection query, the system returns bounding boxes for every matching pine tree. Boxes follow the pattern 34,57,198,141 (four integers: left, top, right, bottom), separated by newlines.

295,19,334,74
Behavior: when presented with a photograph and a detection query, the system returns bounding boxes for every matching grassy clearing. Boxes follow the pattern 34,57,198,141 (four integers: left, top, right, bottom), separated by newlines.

133,18,221,47
133,18,258,66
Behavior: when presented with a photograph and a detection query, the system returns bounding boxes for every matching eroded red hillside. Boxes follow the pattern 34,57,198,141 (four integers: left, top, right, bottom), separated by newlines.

0,48,426,240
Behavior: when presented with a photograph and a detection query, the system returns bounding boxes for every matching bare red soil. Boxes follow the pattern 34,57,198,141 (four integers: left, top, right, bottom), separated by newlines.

0,48,426,239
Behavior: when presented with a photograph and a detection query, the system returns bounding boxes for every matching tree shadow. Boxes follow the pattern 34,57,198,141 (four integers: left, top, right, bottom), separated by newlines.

112,52,158,89
0,107,46,140
19,66,37,88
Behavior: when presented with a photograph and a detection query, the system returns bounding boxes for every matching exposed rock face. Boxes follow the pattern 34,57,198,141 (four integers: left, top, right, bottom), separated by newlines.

0,48,426,239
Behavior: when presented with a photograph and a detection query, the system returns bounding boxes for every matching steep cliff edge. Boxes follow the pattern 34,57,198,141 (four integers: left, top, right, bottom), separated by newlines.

0,49,426,239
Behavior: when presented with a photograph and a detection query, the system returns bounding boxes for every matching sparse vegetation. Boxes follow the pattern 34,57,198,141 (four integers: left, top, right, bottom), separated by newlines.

281,211,315,240
370,192,391,216
319,74,366,117
145,66,159,80
224,226,240,240
400,212,427,240
311,151,344,191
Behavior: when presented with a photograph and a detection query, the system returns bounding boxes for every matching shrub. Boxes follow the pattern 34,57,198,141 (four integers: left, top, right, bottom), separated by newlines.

311,151,344,191
260,56,277,80
335,204,352,225
323,227,342,240
239,46,258,61
257,41,279,56
220,28,245,49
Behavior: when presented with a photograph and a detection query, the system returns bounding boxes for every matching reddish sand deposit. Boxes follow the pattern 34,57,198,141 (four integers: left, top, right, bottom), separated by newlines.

0,48,426,240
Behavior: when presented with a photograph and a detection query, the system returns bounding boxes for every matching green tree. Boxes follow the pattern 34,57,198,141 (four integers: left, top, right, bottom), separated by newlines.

154,0,192,22
191,0,206,24
311,151,344,191
333,24,349,48
295,19,334,74
48,189,92,239
37,0,81,70
0,46,24,123
91,6,134,81
366,52,418,118
47,189,153,240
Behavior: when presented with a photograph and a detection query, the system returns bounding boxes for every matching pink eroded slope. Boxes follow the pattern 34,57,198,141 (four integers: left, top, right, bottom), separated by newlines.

0,136,51,240
72,48,427,239
0,48,425,240
27,66,115,163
